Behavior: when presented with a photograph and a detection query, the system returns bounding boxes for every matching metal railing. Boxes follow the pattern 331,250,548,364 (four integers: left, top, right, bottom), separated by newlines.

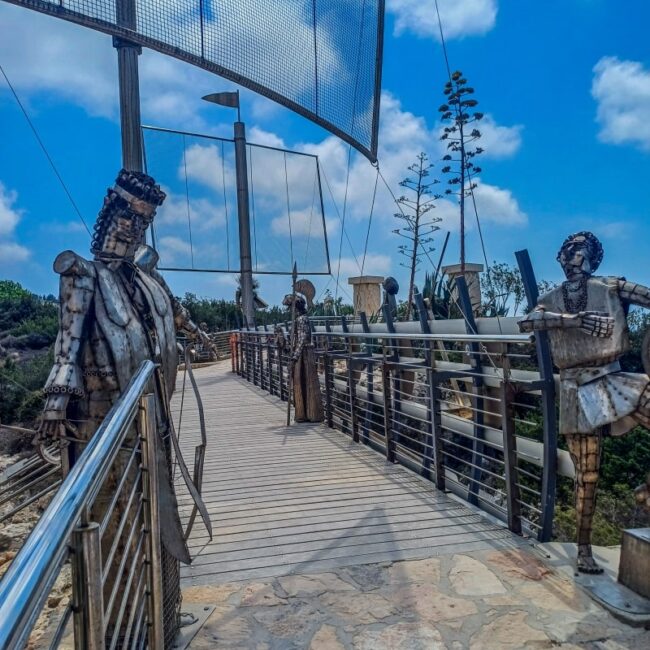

235,305,569,542
0,360,164,650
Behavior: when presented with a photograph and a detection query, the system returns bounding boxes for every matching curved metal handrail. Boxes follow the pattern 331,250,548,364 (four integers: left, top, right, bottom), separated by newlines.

0,360,156,650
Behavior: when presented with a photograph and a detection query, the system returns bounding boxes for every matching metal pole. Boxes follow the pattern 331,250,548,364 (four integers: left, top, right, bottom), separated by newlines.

139,394,164,649
71,521,105,650
234,121,255,326
114,0,143,172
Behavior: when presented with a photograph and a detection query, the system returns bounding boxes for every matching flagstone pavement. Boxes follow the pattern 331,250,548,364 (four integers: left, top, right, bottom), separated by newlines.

182,545,650,649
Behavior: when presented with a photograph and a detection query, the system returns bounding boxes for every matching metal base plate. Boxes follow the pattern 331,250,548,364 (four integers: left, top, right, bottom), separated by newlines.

173,603,215,650
534,542,650,627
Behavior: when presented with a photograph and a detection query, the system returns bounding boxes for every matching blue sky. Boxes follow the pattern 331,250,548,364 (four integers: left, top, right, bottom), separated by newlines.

1,0,649,311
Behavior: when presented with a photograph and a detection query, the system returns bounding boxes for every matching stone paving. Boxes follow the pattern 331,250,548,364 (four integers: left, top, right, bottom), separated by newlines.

182,545,650,649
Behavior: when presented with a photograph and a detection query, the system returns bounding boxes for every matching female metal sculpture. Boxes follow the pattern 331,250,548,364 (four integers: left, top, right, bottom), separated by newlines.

282,280,324,423
519,231,650,573
39,169,210,645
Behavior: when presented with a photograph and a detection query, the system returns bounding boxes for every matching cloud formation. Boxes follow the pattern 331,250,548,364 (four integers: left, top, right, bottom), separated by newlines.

592,56,650,151
0,183,30,263
388,0,498,40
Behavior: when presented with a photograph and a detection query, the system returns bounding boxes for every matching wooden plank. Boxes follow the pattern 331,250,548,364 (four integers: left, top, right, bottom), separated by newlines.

172,362,521,586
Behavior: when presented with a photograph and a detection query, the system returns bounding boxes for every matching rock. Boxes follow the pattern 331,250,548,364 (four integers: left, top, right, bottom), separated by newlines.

47,595,63,609
353,622,445,650
390,584,478,621
0,532,12,552
239,582,286,607
386,558,441,585
517,579,586,613
278,572,354,598
183,583,241,605
253,602,320,639
449,555,506,596
340,563,385,591
309,624,345,649
469,611,548,649
191,605,254,648
320,591,397,624
484,550,551,582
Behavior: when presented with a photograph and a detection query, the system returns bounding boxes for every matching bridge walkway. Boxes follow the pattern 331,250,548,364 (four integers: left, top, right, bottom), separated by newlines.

172,361,519,588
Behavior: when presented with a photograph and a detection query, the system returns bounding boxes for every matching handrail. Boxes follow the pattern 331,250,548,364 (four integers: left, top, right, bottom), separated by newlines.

240,328,532,344
0,360,156,650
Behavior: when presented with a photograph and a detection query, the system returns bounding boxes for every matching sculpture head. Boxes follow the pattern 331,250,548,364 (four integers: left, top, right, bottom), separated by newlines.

557,231,603,281
91,169,166,261
283,294,307,314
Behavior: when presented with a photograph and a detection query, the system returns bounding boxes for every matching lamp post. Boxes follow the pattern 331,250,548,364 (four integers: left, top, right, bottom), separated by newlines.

202,90,255,327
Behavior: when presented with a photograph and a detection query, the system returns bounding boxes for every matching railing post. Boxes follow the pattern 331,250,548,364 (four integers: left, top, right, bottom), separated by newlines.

323,352,333,428
516,248,557,542
359,311,372,445
500,381,522,535
455,276,486,507
341,317,358,441
71,519,105,650
429,372,446,491
139,394,164,649
381,358,395,463
267,335,274,395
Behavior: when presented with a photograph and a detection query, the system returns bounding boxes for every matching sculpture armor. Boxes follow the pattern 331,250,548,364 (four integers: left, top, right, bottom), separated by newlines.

282,279,324,423
40,170,210,646
519,232,650,573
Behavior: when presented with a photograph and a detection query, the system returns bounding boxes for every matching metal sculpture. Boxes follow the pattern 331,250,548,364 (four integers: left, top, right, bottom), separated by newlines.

519,231,650,573
282,278,324,423
38,169,211,645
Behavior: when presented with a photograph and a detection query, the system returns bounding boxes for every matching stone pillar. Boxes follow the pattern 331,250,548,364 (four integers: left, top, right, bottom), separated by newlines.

441,263,484,315
348,276,384,316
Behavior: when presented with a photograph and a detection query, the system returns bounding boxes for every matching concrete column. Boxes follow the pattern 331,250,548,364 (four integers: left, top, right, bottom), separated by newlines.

348,276,384,316
442,263,484,315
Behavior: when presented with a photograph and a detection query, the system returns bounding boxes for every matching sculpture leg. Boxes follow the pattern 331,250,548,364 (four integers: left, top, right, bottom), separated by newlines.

293,359,307,422
566,431,603,574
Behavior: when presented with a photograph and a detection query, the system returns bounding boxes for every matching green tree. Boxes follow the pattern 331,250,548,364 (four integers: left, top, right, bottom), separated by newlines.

439,71,484,272
393,152,441,320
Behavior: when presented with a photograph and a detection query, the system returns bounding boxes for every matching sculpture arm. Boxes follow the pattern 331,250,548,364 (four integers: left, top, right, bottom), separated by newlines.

151,268,212,346
619,280,650,310
518,308,613,338
41,252,96,424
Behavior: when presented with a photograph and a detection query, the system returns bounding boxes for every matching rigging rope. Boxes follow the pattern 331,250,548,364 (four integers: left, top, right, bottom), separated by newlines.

249,145,259,270
334,144,354,303
283,151,294,266
0,63,91,237
221,140,231,270
181,135,195,268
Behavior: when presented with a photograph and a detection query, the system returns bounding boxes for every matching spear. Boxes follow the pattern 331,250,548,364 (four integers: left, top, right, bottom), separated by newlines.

287,262,298,426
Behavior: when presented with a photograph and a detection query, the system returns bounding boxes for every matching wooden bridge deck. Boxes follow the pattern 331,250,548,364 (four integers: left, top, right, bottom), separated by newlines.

172,361,520,587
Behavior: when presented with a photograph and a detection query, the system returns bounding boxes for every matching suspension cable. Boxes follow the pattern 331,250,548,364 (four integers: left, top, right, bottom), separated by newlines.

0,63,91,237
181,135,195,268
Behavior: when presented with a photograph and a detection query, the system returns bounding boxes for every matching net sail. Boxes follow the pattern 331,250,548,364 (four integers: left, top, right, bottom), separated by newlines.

143,126,331,275
3,0,384,160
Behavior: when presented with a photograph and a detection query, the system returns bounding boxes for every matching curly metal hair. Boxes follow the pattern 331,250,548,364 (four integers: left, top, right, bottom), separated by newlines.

556,231,604,272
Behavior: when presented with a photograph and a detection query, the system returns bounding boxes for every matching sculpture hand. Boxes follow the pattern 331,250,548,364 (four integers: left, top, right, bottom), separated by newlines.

578,311,614,338
36,418,67,445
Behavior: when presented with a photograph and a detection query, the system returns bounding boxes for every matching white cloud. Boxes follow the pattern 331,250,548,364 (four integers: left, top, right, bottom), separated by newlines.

0,183,30,263
270,208,337,238
335,253,391,278
474,115,523,159
305,92,522,231
434,178,527,231
157,235,193,263
592,56,650,151
388,0,497,40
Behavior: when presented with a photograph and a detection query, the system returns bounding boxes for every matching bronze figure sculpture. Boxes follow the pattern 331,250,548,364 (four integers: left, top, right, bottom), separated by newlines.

519,231,650,573
39,169,210,645
282,279,324,423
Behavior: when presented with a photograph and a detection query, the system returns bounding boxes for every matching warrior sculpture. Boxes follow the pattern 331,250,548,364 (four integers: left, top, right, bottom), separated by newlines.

38,170,210,646
519,231,650,573
282,279,324,423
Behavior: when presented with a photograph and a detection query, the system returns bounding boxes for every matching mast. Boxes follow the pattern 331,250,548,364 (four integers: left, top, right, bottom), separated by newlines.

114,0,143,172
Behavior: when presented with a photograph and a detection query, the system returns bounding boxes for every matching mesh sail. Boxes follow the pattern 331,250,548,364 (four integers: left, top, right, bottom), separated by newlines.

143,126,330,275
5,0,384,160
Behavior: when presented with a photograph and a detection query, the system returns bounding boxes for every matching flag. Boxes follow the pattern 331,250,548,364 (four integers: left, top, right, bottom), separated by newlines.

202,91,239,108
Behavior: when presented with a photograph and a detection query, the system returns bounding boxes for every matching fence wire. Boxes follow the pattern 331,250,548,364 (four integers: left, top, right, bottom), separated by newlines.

6,0,383,160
